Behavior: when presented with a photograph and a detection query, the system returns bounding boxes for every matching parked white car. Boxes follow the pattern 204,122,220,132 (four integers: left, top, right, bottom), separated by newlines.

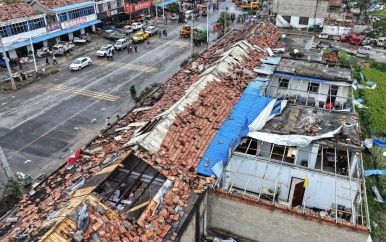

114,39,128,50
170,13,178,20
96,44,114,57
123,25,133,33
145,26,158,36
131,22,143,30
357,46,371,56
70,57,92,71
318,32,332,40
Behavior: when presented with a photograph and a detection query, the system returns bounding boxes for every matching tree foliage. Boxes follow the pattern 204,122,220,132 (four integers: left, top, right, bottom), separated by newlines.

167,2,180,14
0,178,22,217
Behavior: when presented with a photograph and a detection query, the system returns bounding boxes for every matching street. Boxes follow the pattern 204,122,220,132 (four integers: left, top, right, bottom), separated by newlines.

0,1,241,182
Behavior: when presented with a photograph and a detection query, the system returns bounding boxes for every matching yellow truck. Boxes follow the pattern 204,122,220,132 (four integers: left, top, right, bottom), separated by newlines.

235,0,243,6
180,25,191,38
241,1,259,9
132,31,150,42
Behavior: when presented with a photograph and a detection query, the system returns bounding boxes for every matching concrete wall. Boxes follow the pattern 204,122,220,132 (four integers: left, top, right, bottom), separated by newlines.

272,0,329,27
223,153,361,210
2,27,47,47
266,76,351,107
323,25,352,36
178,191,208,241
207,190,369,242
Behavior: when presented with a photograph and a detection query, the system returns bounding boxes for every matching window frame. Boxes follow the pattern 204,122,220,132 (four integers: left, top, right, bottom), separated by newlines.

278,78,290,88
307,82,320,93
282,15,291,23
298,17,309,25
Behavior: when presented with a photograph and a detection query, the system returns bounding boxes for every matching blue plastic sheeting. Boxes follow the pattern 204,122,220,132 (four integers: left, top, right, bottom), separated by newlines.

260,57,281,65
355,98,364,103
50,1,94,12
154,0,178,7
1,20,102,52
365,169,386,177
197,80,273,177
374,138,386,147
360,72,364,81
273,72,332,83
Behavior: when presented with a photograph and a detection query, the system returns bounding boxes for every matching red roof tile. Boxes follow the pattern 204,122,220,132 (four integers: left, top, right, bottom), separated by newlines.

0,0,40,21
37,0,88,9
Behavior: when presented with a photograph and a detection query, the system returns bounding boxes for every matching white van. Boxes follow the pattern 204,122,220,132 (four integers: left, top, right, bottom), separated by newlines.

185,10,194,19
114,39,128,50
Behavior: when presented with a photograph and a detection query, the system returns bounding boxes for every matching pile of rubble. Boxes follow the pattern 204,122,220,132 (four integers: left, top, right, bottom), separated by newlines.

0,21,283,242
322,50,340,63
324,17,353,27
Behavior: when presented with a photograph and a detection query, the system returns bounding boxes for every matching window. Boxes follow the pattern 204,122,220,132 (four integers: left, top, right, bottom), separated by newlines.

282,15,291,23
98,4,104,12
299,17,309,25
116,0,122,7
0,17,45,37
278,78,289,88
107,2,112,9
307,82,319,93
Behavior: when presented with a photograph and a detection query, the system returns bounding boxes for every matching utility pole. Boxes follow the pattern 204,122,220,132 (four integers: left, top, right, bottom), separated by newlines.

0,37,16,90
0,146,13,179
191,18,194,56
206,4,209,48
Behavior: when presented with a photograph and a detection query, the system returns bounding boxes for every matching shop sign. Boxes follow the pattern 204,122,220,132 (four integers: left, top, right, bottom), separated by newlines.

134,1,151,11
63,17,87,29
46,22,62,32
124,2,134,13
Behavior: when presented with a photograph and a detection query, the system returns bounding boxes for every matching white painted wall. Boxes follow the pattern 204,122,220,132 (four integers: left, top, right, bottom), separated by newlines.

266,76,350,106
223,153,361,210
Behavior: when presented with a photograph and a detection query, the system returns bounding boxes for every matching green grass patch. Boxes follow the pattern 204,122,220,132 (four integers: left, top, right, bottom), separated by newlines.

372,10,386,18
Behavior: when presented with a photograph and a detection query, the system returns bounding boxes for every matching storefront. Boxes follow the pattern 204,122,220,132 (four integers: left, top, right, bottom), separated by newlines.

124,1,152,21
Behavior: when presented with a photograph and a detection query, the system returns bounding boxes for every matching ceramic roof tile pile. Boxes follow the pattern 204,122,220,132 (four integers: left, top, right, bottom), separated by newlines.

0,0,40,21
0,21,283,241
37,0,87,9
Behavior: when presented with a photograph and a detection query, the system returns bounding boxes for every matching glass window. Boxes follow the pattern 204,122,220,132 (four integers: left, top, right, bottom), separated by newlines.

107,2,112,9
307,82,319,93
279,78,289,88
299,17,309,25
98,4,103,12
282,15,291,23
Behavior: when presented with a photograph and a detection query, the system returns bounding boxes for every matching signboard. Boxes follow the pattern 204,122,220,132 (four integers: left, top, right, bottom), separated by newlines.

124,2,134,13
62,17,87,29
107,10,111,17
46,22,62,32
134,1,151,11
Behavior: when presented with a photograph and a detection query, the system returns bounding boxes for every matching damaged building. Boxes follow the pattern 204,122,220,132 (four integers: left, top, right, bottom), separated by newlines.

0,21,370,242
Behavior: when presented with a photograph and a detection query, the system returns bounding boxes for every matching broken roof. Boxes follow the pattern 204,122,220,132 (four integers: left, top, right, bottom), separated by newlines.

276,33,321,61
0,21,284,241
258,105,361,146
275,58,353,82
0,0,41,21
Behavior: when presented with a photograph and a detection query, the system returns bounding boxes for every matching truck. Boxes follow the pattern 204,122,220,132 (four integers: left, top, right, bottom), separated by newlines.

72,37,87,45
193,28,208,45
340,32,365,45
103,30,127,41
52,42,75,55
180,25,191,38
241,1,259,9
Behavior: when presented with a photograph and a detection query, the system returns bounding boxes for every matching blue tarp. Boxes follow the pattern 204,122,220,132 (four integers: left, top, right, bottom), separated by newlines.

374,138,386,147
1,20,102,52
197,80,273,177
365,169,386,177
50,1,94,12
154,0,178,7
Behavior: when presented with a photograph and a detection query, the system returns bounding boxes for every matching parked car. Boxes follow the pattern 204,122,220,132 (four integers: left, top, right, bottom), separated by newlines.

96,44,114,57
145,26,158,36
357,46,371,56
132,31,150,42
115,39,129,50
316,41,331,49
123,25,133,34
170,13,178,20
318,32,332,40
70,57,92,71
308,24,323,32
131,22,143,30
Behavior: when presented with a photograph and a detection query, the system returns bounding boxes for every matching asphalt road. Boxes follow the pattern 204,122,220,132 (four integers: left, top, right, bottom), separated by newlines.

0,3,243,182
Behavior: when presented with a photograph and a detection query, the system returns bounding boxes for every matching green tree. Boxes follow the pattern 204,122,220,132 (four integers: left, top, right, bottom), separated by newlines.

0,178,22,217
168,2,180,14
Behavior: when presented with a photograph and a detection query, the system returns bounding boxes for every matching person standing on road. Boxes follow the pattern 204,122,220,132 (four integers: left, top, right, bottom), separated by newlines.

109,49,114,60
159,31,161,38
134,45,137,52
53,54,59,65
117,48,120,54
45,55,49,65
146,40,150,48
106,53,110,61
18,61,23,70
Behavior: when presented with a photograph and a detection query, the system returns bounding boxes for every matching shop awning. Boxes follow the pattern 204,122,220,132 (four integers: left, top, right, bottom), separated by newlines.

1,20,102,52
154,0,178,7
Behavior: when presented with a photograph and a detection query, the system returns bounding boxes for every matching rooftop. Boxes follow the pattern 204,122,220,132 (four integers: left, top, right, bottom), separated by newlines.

0,21,284,241
276,33,322,61
0,0,40,21
260,104,361,145
275,58,353,82
35,0,88,10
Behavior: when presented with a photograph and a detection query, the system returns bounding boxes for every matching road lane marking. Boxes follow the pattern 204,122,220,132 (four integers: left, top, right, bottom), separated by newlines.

10,35,187,130
44,84,119,102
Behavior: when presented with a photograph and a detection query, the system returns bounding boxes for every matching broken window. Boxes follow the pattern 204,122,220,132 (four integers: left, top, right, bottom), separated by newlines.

278,78,289,88
282,15,291,23
298,17,309,25
307,82,319,93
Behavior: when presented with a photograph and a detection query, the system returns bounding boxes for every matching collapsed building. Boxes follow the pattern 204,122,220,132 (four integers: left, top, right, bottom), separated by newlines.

0,21,370,242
